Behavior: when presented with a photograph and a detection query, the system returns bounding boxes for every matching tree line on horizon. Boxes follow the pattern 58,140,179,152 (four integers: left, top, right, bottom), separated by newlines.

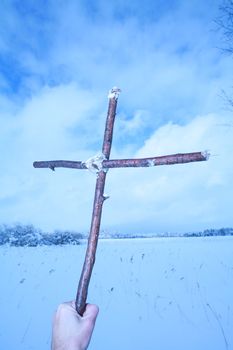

0,223,233,247
0,223,83,246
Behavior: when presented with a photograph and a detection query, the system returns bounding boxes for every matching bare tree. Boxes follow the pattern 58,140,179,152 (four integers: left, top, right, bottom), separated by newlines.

216,0,233,107
216,0,233,54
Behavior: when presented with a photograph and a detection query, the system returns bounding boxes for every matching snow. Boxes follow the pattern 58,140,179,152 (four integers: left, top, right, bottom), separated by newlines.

83,153,106,173
107,87,121,99
147,159,155,167
201,150,210,160
0,236,233,350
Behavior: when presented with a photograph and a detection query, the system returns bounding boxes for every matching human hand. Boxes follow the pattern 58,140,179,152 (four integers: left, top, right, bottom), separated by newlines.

51,301,99,350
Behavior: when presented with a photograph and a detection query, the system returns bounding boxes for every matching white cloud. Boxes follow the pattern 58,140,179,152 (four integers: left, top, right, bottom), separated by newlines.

0,84,107,230
103,113,233,233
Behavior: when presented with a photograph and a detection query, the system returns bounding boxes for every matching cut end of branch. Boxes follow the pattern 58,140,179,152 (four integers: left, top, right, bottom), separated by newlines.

201,150,211,160
108,87,121,100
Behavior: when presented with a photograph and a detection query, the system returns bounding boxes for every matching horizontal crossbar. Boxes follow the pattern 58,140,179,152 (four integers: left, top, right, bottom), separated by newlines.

33,151,209,171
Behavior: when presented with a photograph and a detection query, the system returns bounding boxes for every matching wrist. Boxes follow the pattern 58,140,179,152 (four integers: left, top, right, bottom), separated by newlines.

52,340,87,350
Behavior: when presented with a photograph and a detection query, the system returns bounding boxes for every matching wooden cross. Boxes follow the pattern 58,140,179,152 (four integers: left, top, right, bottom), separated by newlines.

33,87,209,315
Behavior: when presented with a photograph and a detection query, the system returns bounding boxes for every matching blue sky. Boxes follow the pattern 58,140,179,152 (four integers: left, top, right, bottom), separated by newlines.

1,0,233,234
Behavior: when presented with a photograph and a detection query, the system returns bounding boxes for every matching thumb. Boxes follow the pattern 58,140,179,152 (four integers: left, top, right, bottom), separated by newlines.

83,304,99,322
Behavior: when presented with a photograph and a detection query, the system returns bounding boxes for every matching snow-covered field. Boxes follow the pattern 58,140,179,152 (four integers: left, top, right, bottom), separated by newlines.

1,236,233,350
